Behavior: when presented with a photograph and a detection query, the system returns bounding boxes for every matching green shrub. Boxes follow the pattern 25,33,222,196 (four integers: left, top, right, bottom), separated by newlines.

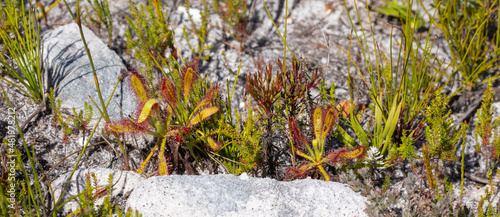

125,0,175,73
475,82,500,177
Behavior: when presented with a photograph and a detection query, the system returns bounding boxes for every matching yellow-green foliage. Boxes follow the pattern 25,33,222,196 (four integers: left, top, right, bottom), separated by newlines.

475,83,500,174
72,101,93,133
399,130,418,160
431,0,500,86
424,91,465,162
220,99,263,175
83,0,113,47
213,0,247,46
183,0,212,60
125,0,175,71
374,0,424,30
70,173,142,217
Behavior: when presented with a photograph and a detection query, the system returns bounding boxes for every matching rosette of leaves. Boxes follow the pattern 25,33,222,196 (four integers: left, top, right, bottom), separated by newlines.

106,68,219,175
287,106,365,181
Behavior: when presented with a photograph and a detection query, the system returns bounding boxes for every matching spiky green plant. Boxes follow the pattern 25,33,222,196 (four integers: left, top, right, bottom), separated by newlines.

72,101,93,134
68,172,142,217
183,0,212,60
0,0,44,104
425,92,465,162
427,0,500,86
336,0,447,160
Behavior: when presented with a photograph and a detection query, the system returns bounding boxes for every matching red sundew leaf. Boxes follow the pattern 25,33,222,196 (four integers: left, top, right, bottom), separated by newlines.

322,106,337,141
286,164,312,179
289,118,309,149
183,68,198,101
160,78,177,106
106,118,152,135
193,85,220,114
200,85,220,107
325,148,349,165
325,147,365,166
342,146,365,159
106,123,138,133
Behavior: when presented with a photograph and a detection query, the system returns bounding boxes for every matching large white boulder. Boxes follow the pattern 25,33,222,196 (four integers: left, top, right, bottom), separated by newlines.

126,174,368,217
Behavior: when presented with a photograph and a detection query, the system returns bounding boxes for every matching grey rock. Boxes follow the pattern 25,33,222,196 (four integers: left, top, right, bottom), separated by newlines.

126,174,368,217
52,168,145,215
43,23,137,121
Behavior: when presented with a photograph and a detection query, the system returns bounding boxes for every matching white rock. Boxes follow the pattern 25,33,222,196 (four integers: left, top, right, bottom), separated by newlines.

239,172,249,180
177,6,202,24
126,175,368,217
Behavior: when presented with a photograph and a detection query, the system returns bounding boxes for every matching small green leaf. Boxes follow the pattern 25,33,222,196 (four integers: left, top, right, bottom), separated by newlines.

138,99,158,123
189,106,218,126
131,75,148,104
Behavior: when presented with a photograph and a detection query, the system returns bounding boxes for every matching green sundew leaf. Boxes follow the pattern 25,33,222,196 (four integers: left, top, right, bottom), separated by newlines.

107,123,136,133
313,107,323,141
131,75,148,104
138,99,158,123
183,68,195,101
206,136,222,151
189,106,218,126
